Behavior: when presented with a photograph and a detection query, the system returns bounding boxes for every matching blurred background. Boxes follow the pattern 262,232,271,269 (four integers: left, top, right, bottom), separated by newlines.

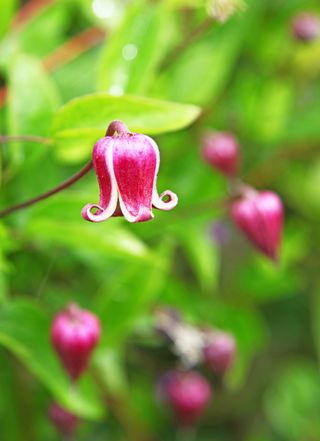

0,0,320,440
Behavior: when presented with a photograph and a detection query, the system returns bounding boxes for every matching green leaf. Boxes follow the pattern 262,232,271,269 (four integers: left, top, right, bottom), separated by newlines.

52,93,201,162
8,54,59,136
175,221,218,292
7,54,59,166
25,217,160,265
264,361,320,441
0,299,104,420
0,0,17,39
0,351,20,441
152,17,245,105
92,242,172,346
97,1,171,95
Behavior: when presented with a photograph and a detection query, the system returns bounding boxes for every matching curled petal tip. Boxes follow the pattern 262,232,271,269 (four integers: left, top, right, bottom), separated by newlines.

153,190,178,211
81,203,111,223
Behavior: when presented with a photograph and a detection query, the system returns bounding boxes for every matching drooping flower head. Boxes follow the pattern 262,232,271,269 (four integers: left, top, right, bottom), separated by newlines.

82,121,178,223
51,303,101,381
231,188,283,262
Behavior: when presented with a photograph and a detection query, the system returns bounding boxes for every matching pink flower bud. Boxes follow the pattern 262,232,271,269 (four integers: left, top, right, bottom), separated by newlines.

157,370,212,426
51,303,101,381
231,189,283,261
201,131,240,176
203,331,236,375
82,120,178,223
48,402,79,437
291,12,320,42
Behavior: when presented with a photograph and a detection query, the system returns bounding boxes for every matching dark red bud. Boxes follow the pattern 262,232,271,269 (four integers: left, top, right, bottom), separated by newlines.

291,12,320,42
157,370,212,426
48,402,79,437
203,332,236,375
231,189,283,261
202,131,240,176
51,303,101,381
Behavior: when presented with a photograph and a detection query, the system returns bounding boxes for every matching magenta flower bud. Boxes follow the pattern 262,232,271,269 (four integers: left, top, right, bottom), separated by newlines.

48,402,79,437
203,331,236,375
157,370,212,426
82,120,178,223
291,12,320,42
51,303,101,381
201,131,240,176
231,189,283,261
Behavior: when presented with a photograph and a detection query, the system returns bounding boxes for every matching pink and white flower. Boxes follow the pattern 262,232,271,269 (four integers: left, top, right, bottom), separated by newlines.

82,121,178,223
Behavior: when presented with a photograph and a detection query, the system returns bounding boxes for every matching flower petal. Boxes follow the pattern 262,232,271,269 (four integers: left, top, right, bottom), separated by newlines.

112,134,157,223
81,138,118,222
152,189,178,211
150,136,178,211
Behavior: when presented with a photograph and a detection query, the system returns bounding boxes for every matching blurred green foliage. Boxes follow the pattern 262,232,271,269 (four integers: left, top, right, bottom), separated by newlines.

0,0,320,440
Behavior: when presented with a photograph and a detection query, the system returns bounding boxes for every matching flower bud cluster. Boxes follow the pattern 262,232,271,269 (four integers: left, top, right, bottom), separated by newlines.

155,308,236,426
201,131,284,261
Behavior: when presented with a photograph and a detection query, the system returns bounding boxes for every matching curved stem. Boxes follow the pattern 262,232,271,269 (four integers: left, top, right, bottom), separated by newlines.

160,17,214,71
0,161,92,218
0,135,52,145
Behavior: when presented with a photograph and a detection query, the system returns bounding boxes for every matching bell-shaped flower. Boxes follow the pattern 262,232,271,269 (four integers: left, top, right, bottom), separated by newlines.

231,189,283,261
82,121,178,223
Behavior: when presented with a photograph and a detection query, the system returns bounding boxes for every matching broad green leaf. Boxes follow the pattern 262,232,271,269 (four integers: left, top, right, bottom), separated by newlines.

52,93,201,162
8,54,59,137
234,73,294,145
92,241,172,346
175,221,218,292
311,283,320,366
0,0,17,40
97,1,171,95
25,217,160,265
251,79,294,144
0,299,104,420
234,225,305,302
0,351,20,441
264,361,320,441
152,17,245,105
7,55,59,167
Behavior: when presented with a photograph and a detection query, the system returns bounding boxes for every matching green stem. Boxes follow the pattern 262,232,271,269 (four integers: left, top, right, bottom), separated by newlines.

160,17,214,71
0,161,92,218
0,135,52,145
